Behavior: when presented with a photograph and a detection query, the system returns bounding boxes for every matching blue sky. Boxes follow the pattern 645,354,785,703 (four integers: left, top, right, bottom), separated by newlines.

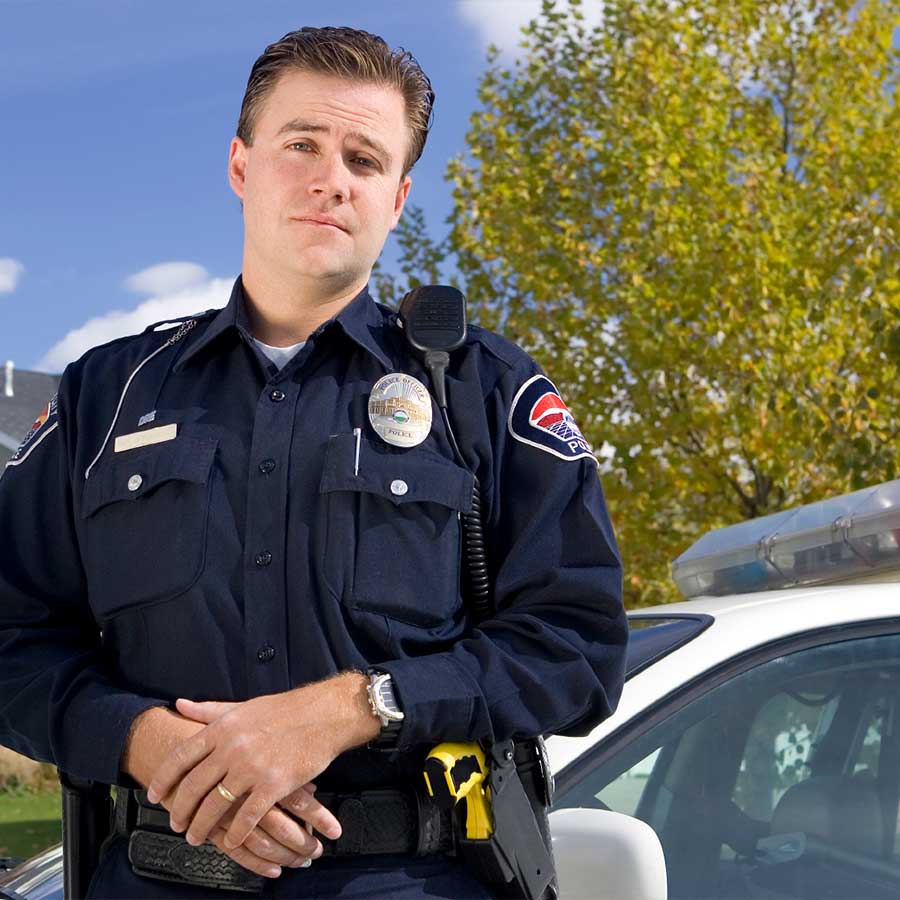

1,0,558,373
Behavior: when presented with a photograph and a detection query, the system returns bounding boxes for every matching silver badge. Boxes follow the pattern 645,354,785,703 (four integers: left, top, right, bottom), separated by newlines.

368,373,432,448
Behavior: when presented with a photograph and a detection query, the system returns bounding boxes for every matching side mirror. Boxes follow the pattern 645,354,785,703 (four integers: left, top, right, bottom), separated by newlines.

550,808,668,900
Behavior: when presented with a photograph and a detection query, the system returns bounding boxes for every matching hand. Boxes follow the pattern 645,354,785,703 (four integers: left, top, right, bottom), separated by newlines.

124,707,330,878
205,784,328,879
146,673,379,852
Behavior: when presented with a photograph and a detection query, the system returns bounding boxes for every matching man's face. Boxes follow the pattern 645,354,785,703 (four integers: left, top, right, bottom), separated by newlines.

228,69,412,293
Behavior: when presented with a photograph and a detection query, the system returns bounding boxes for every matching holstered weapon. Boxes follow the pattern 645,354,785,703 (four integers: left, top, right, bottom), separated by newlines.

59,772,113,900
455,739,558,900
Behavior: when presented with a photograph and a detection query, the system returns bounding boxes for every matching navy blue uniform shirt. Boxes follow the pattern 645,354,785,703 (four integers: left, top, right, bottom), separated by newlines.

0,278,626,788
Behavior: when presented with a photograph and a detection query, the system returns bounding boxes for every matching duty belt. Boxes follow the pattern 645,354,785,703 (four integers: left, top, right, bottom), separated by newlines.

115,786,455,893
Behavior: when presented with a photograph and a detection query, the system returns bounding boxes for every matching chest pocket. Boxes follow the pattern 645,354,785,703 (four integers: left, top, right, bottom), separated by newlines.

319,433,474,627
80,437,217,621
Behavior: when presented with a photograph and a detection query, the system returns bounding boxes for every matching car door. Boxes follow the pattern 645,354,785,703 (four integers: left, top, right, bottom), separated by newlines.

553,622,900,900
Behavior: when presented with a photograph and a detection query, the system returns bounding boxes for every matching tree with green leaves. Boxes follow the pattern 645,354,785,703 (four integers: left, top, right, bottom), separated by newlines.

378,0,900,606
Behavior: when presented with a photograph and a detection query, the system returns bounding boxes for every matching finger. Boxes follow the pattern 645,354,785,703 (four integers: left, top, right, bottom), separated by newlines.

258,807,321,858
168,754,229,833
209,825,282,880
147,729,213,805
242,824,312,867
176,698,237,724
184,779,244,846
219,807,318,865
223,787,279,850
279,787,342,841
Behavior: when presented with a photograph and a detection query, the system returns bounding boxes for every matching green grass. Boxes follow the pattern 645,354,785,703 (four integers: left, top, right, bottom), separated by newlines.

0,785,62,861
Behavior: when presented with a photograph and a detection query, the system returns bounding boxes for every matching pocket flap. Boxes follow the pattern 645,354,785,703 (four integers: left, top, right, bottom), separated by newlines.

319,433,474,512
82,436,218,518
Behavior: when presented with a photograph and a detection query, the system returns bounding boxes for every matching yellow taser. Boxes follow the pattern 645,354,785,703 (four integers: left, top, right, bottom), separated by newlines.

423,742,493,840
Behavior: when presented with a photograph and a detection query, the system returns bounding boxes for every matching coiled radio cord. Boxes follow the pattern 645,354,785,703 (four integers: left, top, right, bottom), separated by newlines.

426,350,492,623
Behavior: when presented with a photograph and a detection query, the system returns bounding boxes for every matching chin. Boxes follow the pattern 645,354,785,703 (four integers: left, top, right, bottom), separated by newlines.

292,248,359,274
288,259,363,289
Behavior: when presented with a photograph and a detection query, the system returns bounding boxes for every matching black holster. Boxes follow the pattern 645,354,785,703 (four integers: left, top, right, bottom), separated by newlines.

456,739,558,900
60,772,113,900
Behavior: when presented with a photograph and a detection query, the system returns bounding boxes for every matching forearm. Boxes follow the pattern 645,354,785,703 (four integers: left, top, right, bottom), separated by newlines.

0,628,170,785
381,565,627,748
383,606,627,747
311,670,381,754
122,706,203,788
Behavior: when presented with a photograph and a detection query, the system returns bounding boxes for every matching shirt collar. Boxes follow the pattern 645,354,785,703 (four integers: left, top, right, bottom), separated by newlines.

174,276,393,372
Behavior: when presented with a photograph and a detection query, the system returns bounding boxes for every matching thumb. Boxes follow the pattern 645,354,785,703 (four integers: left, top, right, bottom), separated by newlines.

175,697,237,723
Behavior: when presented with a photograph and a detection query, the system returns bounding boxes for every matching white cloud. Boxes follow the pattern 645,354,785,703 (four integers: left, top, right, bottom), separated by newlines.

125,261,209,295
456,0,603,54
0,258,25,294
37,273,232,372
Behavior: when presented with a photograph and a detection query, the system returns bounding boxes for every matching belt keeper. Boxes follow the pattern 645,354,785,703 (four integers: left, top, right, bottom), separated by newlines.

415,789,451,856
337,798,367,855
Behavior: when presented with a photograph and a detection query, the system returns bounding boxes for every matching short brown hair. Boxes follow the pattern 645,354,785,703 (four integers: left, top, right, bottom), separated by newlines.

237,26,435,176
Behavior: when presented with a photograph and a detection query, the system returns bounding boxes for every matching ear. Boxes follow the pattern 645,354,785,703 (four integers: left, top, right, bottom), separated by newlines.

389,175,412,230
228,137,249,200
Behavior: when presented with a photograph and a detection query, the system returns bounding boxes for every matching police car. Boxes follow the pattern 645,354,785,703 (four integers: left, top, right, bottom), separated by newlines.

548,478,900,900
3,480,900,900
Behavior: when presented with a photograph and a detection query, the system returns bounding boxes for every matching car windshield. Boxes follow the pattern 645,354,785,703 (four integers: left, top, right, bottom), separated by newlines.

625,615,712,679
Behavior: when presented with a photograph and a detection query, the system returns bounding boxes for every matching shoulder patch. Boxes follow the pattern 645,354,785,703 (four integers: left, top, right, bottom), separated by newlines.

6,394,59,468
508,375,596,463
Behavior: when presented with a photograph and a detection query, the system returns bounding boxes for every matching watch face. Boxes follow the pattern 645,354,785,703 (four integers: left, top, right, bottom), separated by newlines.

366,672,403,747
377,681,396,708
371,673,403,721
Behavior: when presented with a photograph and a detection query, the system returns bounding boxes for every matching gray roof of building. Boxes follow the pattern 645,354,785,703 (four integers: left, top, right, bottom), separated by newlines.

0,366,62,464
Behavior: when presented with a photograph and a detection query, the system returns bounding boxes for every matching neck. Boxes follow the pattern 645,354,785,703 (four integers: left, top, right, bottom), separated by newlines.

240,264,369,347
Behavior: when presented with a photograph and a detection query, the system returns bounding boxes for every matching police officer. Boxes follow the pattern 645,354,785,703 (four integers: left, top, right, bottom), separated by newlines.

0,26,627,899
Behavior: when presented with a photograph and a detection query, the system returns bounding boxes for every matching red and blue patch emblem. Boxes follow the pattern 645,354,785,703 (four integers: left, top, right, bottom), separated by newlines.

508,375,595,462
6,394,59,468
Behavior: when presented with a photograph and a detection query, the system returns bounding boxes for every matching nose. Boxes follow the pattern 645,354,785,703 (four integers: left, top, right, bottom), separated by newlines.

307,152,351,202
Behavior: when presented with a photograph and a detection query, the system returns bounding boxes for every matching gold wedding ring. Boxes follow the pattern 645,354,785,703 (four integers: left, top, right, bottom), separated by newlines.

216,782,238,804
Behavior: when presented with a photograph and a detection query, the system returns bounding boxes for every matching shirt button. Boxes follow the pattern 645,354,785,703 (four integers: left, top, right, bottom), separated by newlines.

258,459,276,474
255,551,273,567
257,645,276,663
270,389,286,403
127,474,143,492
390,479,408,496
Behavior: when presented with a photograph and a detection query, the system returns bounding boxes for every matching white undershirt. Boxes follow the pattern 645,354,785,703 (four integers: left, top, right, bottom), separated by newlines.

252,337,306,370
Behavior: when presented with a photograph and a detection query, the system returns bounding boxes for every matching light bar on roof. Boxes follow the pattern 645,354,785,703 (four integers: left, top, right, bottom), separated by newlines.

672,479,900,599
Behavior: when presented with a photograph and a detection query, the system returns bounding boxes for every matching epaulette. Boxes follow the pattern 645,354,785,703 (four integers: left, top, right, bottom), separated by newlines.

142,308,219,334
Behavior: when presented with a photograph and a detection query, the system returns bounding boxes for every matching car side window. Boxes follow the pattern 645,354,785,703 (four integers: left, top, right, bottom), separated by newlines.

553,631,900,900
589,748,660,816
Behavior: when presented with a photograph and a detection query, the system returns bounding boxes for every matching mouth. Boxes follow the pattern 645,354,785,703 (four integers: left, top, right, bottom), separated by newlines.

292,217,349,233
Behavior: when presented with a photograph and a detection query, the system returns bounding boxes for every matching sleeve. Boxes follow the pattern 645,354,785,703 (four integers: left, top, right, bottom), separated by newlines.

0,368,167,784
381,358,628,747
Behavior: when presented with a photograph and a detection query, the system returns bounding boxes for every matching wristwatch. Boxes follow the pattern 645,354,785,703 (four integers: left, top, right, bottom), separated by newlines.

366,670,405,746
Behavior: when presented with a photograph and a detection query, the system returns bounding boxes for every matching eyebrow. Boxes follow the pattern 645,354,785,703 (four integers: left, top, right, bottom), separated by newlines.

275,120,394,168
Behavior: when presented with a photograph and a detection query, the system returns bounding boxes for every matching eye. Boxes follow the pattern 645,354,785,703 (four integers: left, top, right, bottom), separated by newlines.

351,156,378,170
288,141,313,152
